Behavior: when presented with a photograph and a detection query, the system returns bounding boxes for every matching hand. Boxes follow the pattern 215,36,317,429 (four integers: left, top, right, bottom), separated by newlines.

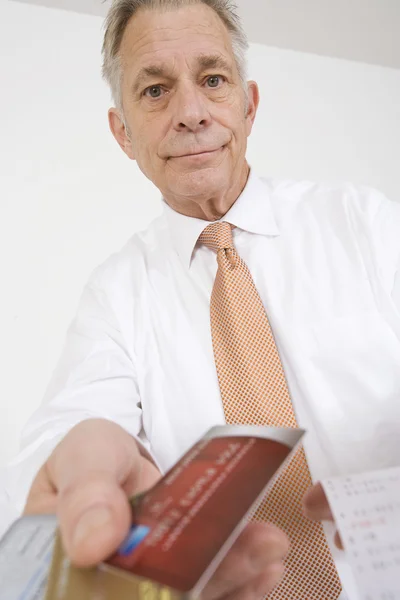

203,522,289,600
24,418,289,599
303,482,343,549
24,418,161,565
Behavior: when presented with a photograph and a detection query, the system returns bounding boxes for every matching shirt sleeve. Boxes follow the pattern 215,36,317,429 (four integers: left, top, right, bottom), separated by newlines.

0,271,150,532
369,191,400,310
394,269,400,310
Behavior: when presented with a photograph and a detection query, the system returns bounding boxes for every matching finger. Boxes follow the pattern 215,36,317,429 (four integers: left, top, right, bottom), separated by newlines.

24,464,58,515
303,482,334,522
334,530,344,550
48,419,145,567
204,522,289,600
216,564,285,600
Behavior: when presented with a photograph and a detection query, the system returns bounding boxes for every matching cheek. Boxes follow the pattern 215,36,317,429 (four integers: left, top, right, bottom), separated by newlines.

132,125,157,161
131,127,168,181
138,117,168,155
226,117,249,150
216,101,248,140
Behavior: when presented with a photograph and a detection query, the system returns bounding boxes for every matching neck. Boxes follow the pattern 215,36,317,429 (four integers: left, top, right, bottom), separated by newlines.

165,162,250,221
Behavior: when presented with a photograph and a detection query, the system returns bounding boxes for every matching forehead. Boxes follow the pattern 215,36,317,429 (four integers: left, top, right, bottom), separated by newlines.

120,4,235,73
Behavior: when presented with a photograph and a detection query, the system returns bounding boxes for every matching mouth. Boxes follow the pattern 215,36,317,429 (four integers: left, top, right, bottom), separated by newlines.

169,146,226,160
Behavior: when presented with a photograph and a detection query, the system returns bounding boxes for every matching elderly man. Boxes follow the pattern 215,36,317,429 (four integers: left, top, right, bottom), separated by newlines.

4,0,400,599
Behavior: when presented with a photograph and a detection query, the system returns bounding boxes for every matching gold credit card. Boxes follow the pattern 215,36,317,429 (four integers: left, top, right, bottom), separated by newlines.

46,533,184,600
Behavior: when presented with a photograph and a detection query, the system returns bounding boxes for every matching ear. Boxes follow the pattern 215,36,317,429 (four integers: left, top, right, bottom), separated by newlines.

244,81,260,137
108,108,135,160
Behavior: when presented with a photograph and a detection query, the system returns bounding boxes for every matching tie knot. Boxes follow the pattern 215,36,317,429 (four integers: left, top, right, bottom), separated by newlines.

198,222,234,253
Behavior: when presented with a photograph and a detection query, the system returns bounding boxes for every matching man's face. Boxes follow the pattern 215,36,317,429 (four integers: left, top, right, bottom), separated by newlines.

110,3,259,214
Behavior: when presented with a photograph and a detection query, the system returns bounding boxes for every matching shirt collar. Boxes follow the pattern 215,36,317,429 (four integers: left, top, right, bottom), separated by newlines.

163,169,280,267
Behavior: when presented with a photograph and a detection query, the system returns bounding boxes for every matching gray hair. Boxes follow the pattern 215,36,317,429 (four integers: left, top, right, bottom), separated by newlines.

102,0,249,112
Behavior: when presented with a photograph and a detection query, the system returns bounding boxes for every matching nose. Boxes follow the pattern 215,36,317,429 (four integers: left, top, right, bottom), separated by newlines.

172,82,212,133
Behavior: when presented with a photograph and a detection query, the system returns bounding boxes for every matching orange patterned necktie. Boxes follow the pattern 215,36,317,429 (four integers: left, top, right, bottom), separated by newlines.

198,222,342,599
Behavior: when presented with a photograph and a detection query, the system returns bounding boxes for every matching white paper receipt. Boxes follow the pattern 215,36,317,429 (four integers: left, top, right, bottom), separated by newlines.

323,466,400,600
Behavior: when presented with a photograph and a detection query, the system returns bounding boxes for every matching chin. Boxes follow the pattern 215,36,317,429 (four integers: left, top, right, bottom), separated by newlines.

168,164,230,201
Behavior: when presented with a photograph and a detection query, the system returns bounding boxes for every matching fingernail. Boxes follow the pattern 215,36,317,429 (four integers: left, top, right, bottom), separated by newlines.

72,506,112,552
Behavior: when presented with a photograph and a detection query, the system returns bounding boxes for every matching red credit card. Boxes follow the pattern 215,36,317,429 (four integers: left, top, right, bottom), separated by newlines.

107,425,304,597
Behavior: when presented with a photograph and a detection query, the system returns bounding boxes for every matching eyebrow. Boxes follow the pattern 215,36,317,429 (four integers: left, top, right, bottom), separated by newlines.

196,53,233,74
131,54,234,95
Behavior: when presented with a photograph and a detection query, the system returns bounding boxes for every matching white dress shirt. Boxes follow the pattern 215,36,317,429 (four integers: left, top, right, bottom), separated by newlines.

2,170,400,599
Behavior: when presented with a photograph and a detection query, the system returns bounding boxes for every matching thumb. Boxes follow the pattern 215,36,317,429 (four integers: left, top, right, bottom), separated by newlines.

58,473,132,567
49,419,143,567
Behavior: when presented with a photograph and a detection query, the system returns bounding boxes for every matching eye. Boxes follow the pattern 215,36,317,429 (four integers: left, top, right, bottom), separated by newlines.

144,85,163,99
206,75,223,88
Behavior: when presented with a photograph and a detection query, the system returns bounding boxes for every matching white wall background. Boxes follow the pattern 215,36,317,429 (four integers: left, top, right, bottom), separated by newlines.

0,0,399,466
